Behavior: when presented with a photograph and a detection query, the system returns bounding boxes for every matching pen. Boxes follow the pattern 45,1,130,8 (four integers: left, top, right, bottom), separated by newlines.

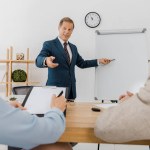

57,90,63,97
67,99,74,102
111,59,116,61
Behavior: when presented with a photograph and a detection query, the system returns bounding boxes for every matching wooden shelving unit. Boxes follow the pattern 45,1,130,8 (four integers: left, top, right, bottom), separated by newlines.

0,46,39,96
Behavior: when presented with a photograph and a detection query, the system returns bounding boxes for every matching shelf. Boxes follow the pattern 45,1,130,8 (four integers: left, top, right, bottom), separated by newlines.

11,60,35,63
10,81,39,84
0,47,39,96
0,82,9,84
0,60,10,63
0,60,35,63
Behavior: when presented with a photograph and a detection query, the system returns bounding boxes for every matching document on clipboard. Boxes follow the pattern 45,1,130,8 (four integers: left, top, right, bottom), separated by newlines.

22,86,66,115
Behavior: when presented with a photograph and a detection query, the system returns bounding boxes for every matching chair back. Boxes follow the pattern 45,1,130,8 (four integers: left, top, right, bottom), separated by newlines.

12,86,32,95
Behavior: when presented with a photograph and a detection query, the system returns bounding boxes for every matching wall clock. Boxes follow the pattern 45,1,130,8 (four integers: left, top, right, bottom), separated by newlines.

85,12,101,28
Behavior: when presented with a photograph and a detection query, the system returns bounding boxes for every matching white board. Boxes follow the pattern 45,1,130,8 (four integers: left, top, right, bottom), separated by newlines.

95,29,149,100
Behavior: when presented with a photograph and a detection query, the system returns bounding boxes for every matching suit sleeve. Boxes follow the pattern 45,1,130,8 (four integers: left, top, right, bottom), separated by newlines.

76,50,98,68
36,41,51,68
0,99,65,149
94,76,150,143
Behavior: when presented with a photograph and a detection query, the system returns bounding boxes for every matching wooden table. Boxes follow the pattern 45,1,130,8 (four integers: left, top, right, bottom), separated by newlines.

59,102,100,143
58,102,150,145
34,102,150,150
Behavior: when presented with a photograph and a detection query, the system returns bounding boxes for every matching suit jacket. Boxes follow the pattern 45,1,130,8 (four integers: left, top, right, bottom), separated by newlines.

94,76,150,143
36,37,98,99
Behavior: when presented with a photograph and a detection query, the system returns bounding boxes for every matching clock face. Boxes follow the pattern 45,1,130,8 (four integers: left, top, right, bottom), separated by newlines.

85,12,101,28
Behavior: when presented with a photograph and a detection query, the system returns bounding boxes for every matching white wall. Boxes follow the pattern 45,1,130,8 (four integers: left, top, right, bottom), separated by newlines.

0,0,150,99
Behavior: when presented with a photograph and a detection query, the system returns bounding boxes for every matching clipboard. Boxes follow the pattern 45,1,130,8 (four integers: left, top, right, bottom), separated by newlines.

22,86,67,117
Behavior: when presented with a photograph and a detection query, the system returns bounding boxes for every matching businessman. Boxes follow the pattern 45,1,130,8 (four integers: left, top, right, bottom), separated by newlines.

94,75,150,143
0,96,72,150
36,17,112,99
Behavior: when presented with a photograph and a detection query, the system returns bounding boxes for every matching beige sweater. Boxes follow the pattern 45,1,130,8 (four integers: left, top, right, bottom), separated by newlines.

94,76,150,143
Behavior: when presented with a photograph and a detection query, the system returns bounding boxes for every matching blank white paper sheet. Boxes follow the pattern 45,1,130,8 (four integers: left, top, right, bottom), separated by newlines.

24,86,66,114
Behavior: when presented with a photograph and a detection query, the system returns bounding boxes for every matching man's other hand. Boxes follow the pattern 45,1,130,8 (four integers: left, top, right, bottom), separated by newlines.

98,58,112,65
119,91,134,103
46,56,59,68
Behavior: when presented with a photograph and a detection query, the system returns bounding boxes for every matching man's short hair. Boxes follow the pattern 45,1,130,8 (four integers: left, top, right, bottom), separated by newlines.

59,17,74,29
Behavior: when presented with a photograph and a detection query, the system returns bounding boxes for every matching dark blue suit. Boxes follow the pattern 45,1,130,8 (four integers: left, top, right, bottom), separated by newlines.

36,38,98,99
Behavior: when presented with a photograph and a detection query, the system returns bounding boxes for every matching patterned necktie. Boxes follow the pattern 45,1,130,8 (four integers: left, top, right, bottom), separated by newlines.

64,42,70,64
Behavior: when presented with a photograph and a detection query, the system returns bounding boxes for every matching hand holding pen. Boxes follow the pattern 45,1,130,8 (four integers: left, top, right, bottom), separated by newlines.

98,58,116,65
51,91,67,112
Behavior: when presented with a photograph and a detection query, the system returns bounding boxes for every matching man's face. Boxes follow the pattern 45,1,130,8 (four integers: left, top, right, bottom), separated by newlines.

58,21,74,42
